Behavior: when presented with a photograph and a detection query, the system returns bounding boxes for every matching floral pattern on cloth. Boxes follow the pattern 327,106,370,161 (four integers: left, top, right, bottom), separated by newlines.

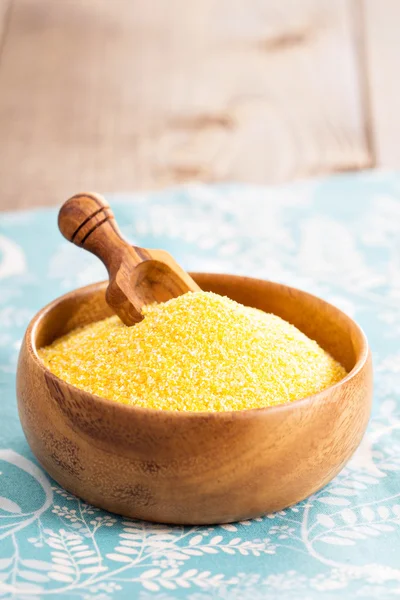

1,171,400,599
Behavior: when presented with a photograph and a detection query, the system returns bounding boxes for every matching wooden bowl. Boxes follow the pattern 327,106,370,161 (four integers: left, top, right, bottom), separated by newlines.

17,274,372,525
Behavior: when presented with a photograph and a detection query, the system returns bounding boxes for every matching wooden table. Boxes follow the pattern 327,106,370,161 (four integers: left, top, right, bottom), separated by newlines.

0,0,397,210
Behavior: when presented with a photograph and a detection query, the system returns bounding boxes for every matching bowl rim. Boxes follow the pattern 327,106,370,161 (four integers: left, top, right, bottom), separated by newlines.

25,274,371,420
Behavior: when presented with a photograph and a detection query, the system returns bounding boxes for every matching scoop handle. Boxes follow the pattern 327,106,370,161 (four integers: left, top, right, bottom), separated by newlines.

58,193,144,273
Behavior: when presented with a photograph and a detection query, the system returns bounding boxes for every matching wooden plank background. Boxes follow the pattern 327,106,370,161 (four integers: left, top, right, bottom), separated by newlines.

0,0,394,210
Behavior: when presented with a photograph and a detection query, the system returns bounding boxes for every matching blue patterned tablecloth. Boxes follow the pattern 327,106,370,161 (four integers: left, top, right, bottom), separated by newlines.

1,172,400,599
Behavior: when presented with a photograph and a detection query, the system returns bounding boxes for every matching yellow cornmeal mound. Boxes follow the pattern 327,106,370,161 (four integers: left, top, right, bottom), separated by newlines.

39,291,346,412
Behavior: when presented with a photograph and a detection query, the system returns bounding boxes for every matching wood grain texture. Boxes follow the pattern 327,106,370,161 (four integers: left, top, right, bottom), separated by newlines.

0,0,11,45
58,193,200,324
362,0,399,168
0,0,371,210
17,275,372,524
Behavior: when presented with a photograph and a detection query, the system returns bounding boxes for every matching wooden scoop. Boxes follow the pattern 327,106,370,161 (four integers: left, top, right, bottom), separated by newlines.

58,192,201,325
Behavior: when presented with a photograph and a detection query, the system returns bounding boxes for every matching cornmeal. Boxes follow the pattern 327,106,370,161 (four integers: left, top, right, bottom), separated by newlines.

39,291,346,412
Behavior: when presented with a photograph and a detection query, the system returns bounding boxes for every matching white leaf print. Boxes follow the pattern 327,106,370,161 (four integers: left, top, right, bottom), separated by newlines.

47,540,64,550
316,514,335,528
166,551,190,560
318,497,350,506
182,548,203,556
393,505,400,516
106,553,133,563
189,535,203,546
19,570,49,583
73,550,95,558
221,524,237,532
297,216,374,288
52,558,72,566
160,579,176,590
48,243,106,289
114,546,138,555
21,559,54,571
0,496,22,513
140,569,161,579
210,535,223,545
229,538,241,545
0,558,12,570
119,540,141,547
349,435,385,477
142,580,160,591
163,569,179,578
82,566,108,574
120,533,142,540
361,507,375,521
50,552,69,559
147,526,174,534
48,572,74,582
381,399,396,417
354,475,381,485
328,487,358,497
182,569,199,579
356,526,380,537
176,578,191,588
341,509,357,525
319,536,355,546
381,463,400,471
0,235,26,279
147,540,173,549
348,481,367,490
52,564,75,574
201,547,218,554
9,582,44,593
121,521,142,528
77,557,99,565
378,506,390,519
336,530,366,540
66,539,83,546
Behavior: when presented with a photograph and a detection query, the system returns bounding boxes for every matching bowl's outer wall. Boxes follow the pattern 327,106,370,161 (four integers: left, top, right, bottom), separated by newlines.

17,275,373,524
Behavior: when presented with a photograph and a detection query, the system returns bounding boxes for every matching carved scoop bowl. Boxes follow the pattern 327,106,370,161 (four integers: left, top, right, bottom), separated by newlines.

17,274,372,524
